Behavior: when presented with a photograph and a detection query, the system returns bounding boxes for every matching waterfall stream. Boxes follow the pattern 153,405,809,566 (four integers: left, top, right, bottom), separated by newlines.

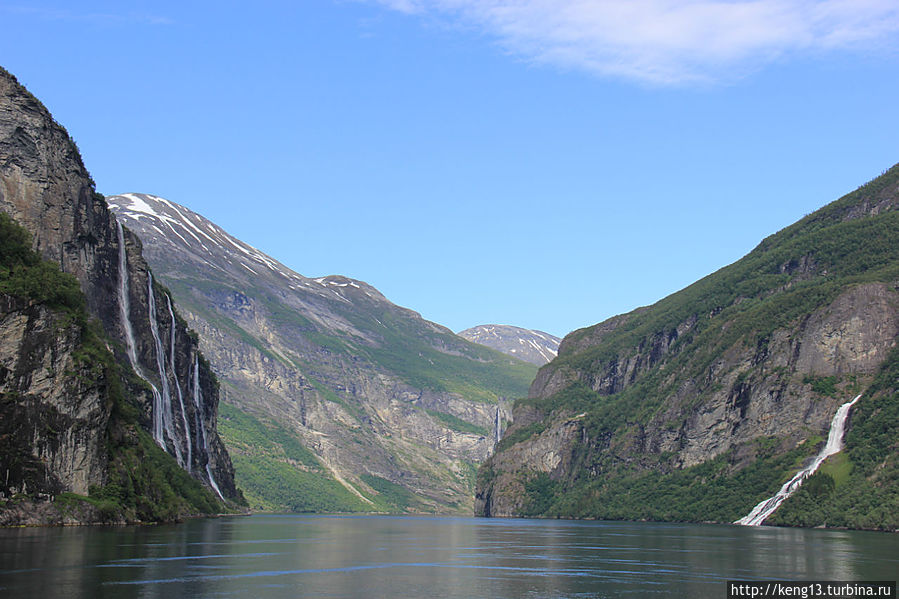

116,221,139,368
167,294,193,471
735,394,862,526
193,355,224,500
117,220,223,498
117,221,166,450
147,273,184,467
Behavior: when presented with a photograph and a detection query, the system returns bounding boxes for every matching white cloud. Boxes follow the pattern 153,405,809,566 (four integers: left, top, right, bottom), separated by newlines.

365,0,899,84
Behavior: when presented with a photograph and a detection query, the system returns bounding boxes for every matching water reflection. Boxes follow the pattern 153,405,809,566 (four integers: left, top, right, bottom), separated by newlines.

1,515,896,598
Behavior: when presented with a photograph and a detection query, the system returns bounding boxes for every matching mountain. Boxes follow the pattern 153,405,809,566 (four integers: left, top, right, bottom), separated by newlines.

106,193,536,513
0,66,240,524
477,164,899,531
458,325,561,365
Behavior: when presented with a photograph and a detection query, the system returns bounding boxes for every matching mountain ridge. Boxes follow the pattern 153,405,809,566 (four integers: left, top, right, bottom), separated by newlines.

108,192,534,513
476,164,899,530
458,324,561,365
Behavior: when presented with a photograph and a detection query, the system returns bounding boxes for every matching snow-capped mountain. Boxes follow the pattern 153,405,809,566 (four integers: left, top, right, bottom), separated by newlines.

107,193,535,514
107,193,387,306
457,325,561,365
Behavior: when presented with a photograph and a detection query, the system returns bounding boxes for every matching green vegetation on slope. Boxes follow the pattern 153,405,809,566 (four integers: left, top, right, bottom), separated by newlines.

560,193,899,379
359,474,426,511
485,165,899,528
230,455,372,513
217,402,476,514
771,345,899,531
166,271,537,405
0,212,230,522
424,407,490,436
317,300,538,404
218,403,372,513
524,166,899,430
519,444,817,522
0,212,84,315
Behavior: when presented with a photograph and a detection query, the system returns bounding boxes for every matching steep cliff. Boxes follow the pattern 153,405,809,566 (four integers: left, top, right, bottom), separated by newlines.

0,286,107,501
107,193,535,513
477,164,899,530
0,66,240,522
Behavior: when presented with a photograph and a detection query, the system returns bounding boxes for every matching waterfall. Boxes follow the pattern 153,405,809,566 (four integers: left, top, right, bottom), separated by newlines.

494,407,505,443
193,355,224,500
147,273,184,467
117,221,166,450
735,394,862,526
167,294,193,471
116,221,139,368
118,221,221,499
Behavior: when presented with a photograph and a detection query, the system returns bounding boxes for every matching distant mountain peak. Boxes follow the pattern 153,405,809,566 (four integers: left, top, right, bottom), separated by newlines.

458,324,561,365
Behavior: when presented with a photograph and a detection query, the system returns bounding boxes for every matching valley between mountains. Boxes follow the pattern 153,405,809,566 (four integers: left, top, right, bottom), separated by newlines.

2,62,898,531
107,193,536,513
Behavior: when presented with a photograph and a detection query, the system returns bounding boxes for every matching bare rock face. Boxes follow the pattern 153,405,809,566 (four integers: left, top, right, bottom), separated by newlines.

478,283,899,518
477,163,899,521
791,283,899,374
0,295,108,499
477,415,583,517
107,192,534,513
0,67,238,502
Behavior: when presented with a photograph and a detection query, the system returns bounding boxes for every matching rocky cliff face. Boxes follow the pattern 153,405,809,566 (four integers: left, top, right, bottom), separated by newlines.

107,193,535,513
0,66,238,507
0,294,108,499
477,165,899,527
458,325,561,365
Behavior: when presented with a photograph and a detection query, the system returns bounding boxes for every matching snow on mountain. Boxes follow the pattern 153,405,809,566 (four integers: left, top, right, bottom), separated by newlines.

457,324,561,365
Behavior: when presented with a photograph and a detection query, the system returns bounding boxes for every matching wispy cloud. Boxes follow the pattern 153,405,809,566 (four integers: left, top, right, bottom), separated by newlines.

366,0,899,84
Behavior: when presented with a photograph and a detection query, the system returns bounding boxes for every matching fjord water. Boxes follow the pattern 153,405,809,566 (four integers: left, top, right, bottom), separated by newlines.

1,516,896,599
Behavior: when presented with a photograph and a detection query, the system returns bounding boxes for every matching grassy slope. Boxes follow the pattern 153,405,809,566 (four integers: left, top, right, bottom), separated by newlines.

336,301,537,403
488,164,899,527
155,259,534,513
163,273,536,405
217,403,372,513
218,403,449,513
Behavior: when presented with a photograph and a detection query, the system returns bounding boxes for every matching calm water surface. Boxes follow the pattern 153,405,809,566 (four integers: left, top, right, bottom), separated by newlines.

1,515,896,598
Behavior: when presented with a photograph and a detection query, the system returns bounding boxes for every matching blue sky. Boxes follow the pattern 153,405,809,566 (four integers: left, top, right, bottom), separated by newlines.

2,0,898,338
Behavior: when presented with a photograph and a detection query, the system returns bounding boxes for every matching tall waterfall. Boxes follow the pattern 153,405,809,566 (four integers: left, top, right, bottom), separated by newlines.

167,294,193,471
147,273,184,467
117,221,166,450
193,355,224,500
117,220,222,499
116,221,139,368
735,394,862,526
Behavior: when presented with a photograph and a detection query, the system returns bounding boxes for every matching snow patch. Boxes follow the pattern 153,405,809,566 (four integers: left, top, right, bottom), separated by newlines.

117,194,162,219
